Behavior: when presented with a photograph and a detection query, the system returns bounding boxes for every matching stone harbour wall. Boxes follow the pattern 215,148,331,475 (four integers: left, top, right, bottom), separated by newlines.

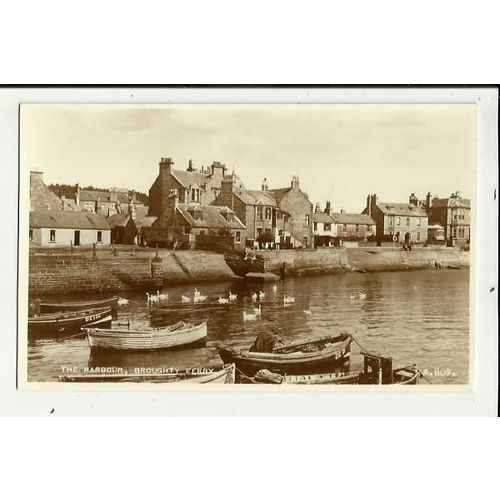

29,250,237,297
28,247,469,297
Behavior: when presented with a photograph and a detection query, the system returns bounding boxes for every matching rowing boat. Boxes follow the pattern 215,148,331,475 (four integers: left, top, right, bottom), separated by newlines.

219,334,352,377
85,321,208,352
28,307,113,334
59,363,235,384
35,296,119,314
242,353,420,385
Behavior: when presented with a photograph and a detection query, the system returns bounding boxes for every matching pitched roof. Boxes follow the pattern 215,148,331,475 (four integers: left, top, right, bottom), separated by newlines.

30,210,111,230
135,216,157,228
30,173,63,211
268,187,292,203
332,213,376,225
312,212,335,223
107,214,130,228
233,189,278,207
176,204,245,230
79,189,143,205
375,202,428,217
431,197,471,209
170,170,211,188
428,223,445,229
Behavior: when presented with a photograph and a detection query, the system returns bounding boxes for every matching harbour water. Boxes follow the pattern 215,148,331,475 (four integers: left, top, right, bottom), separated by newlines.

27,269,470,384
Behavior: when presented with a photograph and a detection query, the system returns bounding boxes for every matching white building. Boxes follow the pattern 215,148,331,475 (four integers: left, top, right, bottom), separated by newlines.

30,210,111,247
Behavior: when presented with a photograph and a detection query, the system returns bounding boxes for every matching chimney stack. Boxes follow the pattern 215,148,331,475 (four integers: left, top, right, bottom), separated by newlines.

30,170,44,184
426,192,432,209
159,157,174,174
261,178,268,191
291,176,300,190
324,201,332,216
366,194,372,216
315,202,320,213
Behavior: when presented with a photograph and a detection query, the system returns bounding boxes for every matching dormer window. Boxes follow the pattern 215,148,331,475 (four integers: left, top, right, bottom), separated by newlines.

191,187,200,202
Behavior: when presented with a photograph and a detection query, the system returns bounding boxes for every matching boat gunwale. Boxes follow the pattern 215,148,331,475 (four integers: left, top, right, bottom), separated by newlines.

84,321,207,338
28,307,113,324
223,337,351,363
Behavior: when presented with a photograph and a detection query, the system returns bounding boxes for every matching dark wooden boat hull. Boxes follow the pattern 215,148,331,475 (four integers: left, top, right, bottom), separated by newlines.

38,296,119,314
28,307,113,334
219,335,351,377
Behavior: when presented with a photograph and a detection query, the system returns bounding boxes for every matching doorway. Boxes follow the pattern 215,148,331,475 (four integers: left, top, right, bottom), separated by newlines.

404,232,411,244
74,230,81,246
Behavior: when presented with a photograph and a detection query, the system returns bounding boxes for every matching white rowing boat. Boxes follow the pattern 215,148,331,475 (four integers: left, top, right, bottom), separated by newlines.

85,321,207,351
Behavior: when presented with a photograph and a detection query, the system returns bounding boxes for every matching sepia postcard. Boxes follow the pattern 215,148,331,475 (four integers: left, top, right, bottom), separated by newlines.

16,96,490,396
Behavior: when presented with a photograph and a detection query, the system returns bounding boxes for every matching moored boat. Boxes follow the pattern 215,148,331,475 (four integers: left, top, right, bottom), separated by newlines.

219,333,352,377
85,321,208,352
28,307,113,334
59,363,235,384
35,296,119,314
241,353,420,385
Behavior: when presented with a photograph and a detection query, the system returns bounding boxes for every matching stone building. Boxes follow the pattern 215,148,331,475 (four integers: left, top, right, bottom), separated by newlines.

149,189,246,250
312,202,336,246
426,191,471,247
107,206,151,245
312,201,376,246
29,210,111,247
332,211,376,243
75,186,144,216
214,175,313,248
362,193,428,245
148,157,238,217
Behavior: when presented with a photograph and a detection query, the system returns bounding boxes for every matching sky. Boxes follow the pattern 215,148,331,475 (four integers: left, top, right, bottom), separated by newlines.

20,104,476,212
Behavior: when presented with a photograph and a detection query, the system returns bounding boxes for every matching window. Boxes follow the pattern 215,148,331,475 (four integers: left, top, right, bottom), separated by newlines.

265,207,272,219
313,222,318,231
416,232,421,242
29,229,33,241
452,228,457,238
406,217,410,226
416,218,421,226
257,207,263,219
366,225,371,231
97,231,102,243
256,228,263,237
302,237,308,247
211,188,220,199
343,224,347,231
235,231,241,243
355,224,359,233
277,212,283,220
305,214,310,226
453,212,458,221
199,230,206,236
396,217,400,226
388,216,394,226
50,230,56,242
183,226,190,234
324,223,331,232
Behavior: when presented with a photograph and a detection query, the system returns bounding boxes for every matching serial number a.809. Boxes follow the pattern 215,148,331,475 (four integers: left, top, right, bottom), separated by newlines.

421,368,455,377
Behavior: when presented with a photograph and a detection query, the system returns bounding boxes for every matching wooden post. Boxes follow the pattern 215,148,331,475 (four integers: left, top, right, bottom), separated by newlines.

155,244,159,259
92,243,97,259
70,240,73,255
